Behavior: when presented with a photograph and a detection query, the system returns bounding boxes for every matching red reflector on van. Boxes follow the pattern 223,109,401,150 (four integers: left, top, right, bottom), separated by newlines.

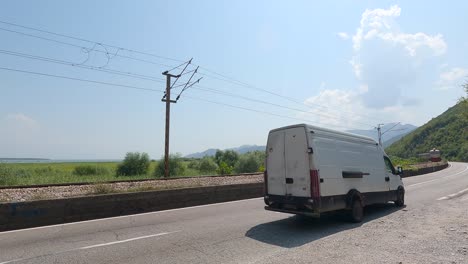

264,170,268,194
310,170,320,199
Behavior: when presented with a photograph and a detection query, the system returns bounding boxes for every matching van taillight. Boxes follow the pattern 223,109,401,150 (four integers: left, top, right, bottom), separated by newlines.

310,169,320,199
264,170,268,194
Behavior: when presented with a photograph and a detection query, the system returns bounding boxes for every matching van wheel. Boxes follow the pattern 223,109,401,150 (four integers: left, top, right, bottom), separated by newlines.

349,199,363,223
395,188,405,207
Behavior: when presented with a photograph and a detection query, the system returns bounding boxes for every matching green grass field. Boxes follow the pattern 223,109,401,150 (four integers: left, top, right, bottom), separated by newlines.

0,156,426,187
0,161,213,187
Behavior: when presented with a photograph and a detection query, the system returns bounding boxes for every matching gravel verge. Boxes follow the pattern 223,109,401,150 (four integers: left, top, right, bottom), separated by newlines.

257,198,468,264
0,174,263,203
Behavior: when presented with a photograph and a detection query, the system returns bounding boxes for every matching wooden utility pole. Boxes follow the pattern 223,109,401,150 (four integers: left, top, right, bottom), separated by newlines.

160,59,200,178
161,71,178,178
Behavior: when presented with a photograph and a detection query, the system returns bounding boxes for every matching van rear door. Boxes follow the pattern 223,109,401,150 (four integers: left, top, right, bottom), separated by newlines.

266,126,310,197
284,126,310,197
266,130,286,196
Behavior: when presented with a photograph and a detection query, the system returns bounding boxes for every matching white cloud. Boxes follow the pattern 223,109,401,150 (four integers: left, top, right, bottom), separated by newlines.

352,5,446,56
436,67,468,90
348,5,447,108
301,89,421,130
302,89,365,130
337,32,349,40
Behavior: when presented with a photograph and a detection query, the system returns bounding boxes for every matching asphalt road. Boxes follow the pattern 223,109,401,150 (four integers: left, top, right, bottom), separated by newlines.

1,162,467,264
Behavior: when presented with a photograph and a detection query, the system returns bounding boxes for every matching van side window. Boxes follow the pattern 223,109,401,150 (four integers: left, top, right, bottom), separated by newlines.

383,157,396,174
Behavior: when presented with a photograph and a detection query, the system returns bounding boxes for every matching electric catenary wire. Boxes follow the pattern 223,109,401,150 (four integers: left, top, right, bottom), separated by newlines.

0,20,390,124
0,20,183,63
0,66,164,93
0,49,166,82
0,47,369,126
0,66,363,131
0,27,174,69
0,45,375,127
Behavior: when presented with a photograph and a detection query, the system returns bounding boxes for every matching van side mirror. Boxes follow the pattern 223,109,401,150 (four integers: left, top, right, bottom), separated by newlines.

396,166,403,175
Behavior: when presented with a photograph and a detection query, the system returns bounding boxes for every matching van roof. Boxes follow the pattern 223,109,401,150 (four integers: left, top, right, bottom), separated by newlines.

269,123,377,144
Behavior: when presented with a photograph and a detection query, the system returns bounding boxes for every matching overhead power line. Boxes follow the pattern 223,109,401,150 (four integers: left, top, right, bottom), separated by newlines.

190,84,375,128
0,47,375,127
183,95,363,131
0,66,163,93
0,20,183,63
0,20,390,124
0,49,166,82
0,27,174,68
196,70,390,124
0,48,375,127
0,47,374,127
0,66,363,131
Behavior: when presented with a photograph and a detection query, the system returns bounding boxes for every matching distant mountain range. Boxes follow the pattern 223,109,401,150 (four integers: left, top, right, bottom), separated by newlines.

185,123,417,159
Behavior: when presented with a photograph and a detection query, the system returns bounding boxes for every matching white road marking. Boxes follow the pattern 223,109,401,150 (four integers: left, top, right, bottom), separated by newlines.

406,164,468,188
437,188,468,201
78,231,179,250
0,231,179,264
0,197,263,235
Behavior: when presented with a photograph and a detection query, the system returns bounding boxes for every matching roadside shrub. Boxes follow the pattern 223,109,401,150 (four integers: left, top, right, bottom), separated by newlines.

216,161,233,175
234,151,265,173
187,159,200,170
234,155,259,173
154,154,186,177
258,164,265,172
215,150,239,167
198,157,218,174
73,165,110,176
116,152,150,176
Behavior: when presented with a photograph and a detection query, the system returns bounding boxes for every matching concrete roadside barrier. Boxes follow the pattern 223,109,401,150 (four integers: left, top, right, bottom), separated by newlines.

0,183,263,232
401,162,448,177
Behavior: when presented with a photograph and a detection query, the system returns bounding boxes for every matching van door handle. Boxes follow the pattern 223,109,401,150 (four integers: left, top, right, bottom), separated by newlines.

286,178,294,184
385,176,390,182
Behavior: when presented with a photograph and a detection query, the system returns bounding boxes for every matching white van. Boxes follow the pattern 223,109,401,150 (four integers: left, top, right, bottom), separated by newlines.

264,124,405,222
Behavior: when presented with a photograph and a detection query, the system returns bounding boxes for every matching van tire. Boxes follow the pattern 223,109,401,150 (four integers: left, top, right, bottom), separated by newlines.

349,199,363,223
395,187,405,207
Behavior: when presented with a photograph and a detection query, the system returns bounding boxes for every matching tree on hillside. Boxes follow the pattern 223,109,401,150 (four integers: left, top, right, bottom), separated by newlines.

385,101,468,162
460,81,468,122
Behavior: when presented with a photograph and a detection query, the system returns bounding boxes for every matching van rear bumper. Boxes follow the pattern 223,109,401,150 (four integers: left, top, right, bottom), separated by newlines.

265,194,314,205
264,206,320,217
264,194,320,216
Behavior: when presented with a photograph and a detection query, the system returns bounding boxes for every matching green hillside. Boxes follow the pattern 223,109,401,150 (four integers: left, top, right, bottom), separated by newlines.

386,101,468,161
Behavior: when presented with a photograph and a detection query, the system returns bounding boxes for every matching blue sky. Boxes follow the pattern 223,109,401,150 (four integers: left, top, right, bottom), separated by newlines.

1,1,467,159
